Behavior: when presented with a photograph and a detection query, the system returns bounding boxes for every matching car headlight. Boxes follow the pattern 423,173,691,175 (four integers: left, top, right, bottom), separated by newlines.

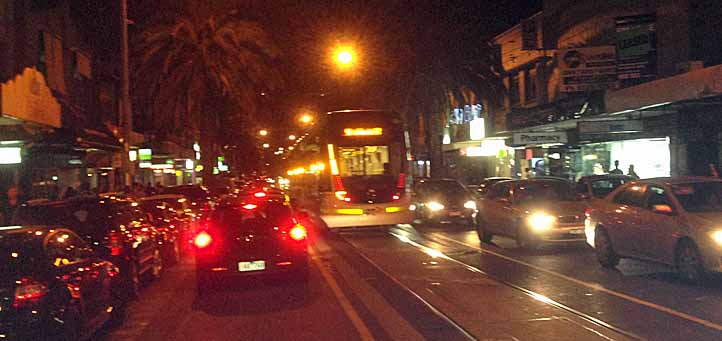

527,212,556,232
712,230,722,245
426,201,445,211
464,200,477,210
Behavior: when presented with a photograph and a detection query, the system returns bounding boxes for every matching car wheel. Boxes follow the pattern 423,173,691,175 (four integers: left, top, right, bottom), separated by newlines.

594,228,620,268
150,249,163,280
516,226,539,250
476,218,493,243
675,241,706,283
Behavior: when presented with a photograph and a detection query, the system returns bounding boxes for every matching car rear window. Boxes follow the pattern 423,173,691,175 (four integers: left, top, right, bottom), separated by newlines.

210,202,294,232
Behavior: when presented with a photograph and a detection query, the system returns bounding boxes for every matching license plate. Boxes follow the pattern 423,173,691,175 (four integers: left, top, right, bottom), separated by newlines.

448,211,462,217
569,229,585,235
238,260,265,272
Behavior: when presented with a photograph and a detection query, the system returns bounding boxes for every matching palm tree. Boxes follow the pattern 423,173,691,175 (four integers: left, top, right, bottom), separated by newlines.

133,11,280,184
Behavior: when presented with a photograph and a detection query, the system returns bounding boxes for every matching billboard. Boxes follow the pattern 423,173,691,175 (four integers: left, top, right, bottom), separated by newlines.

615,15,656,81
558,46,617,92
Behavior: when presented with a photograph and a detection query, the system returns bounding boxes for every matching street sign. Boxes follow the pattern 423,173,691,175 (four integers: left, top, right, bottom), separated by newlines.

578,120,643,134
512,132,568,146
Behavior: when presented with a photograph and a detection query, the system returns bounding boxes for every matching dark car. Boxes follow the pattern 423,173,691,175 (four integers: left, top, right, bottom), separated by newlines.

411,179,478,225
576,174,634,200
139,194,197,264
13,197,163,299
193,200,309,294
0,226,121,339
160,185,214,213
473,177,513,196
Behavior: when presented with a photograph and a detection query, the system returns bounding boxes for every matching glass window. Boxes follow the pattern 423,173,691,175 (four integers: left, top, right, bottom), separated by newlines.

590,179,630,198
612,185,646,207
488,183,511,200
509,74,520,106
514,181,577,204
646,186,674,209
672,182,722,213
338,145,390,176
45,231,91,266
524,70,536,102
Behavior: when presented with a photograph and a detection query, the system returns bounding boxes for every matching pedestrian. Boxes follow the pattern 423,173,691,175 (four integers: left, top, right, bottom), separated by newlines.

627,164,639,179
63,186,77,199
522,168,532,179
609,160,623,175
2,186,22,225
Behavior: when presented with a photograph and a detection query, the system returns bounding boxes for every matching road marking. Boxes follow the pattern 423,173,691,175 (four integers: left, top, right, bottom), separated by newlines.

432,233,722,333
309,246,374,341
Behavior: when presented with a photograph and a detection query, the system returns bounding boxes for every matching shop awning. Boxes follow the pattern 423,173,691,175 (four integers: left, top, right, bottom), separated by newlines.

605,65,722,114
31,125,121,152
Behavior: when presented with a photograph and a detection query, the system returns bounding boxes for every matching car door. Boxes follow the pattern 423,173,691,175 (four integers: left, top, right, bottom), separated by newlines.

638,185,682,263
482,182,512,235
607,185,647,258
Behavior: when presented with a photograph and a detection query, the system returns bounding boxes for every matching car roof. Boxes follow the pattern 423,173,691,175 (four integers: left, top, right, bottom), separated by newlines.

578,174,634,181
636,176,722,186
140,194,186,201
0,225,69,238
484,177,512,181
417,178,460,183
22,195,131,207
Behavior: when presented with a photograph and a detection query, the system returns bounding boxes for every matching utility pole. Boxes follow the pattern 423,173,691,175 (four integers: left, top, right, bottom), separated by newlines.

120,0,133,186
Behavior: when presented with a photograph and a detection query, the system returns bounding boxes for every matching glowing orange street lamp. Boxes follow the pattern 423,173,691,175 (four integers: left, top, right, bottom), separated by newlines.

299,114,313,125
332,45,356,70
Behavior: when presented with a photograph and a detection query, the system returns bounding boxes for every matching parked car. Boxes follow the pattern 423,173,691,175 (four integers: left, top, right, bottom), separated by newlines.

472,177,512,197
410,179,478,225
139,194,197,264
585,177,722,282
160,185,215,214
477,178,587,248
193,199,309,294
576,174,634,200
13,197,163,299
1,226,122,339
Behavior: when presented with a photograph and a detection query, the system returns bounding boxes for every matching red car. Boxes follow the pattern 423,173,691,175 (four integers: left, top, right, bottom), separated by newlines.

193,199,309,294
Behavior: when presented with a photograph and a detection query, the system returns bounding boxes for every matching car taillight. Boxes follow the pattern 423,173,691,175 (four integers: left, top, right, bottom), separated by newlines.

392,193,401,201
289,224,307,241
108,231,123,256
396,173,406,189
13,278,48,308
242,203,257,210
194,231,212,248
584,208,591,218
253,191,267,198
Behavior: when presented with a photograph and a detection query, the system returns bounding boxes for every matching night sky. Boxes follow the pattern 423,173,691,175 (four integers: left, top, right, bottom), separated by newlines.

73,0,542,137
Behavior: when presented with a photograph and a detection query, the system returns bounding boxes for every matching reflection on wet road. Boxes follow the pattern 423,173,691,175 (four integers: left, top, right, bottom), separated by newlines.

340,223,722,340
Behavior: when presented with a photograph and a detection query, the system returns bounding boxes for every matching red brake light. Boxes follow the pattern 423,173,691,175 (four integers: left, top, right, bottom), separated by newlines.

13,278,48,308
396,173,406,189
289,224,307,241
333,175,345,191
109,231,122,256
194,231,212,248
242,203,257,210
253,191,267,198
584,208,591,217
392,194,401,201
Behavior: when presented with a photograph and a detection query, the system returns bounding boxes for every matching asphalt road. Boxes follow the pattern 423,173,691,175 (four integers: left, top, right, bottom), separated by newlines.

99,217,722,340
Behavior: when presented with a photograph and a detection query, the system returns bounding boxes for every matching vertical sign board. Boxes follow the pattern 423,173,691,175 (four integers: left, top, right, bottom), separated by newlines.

615,15,656,81
558,46,617,92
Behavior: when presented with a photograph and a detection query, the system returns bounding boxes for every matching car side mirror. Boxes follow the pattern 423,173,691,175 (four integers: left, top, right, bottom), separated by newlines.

652,204,675,215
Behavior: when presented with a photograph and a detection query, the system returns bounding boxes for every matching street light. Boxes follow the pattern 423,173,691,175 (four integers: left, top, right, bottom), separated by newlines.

333,46,356,70
259,129,268,136
299,114,313,125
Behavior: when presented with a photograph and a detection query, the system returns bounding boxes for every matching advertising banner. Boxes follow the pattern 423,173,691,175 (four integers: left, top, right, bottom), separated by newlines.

615,15,656,80
558,46,617,92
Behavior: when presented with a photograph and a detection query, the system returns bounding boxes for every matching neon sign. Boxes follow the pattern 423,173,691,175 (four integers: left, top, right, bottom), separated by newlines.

343,127,383,136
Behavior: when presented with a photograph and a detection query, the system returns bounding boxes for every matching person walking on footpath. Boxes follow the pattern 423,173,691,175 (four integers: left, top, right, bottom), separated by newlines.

627,165,639,179
609,160,623,175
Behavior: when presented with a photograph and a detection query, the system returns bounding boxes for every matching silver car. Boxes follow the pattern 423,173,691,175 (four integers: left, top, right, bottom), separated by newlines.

477,179,587,249
585,177,722,282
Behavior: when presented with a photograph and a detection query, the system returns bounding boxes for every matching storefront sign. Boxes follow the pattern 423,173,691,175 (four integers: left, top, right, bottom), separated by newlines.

578,120,643,134
0,147,22,164
558,46,617,92
1,68,61,128
615,15,656,80
139,148,152,161
512,132,567,146
469,118,485,140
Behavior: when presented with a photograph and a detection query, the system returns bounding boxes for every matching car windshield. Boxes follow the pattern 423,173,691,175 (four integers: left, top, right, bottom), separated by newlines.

516,181,577,203
590,178,630,198
672,182,722,213
419,182,468,197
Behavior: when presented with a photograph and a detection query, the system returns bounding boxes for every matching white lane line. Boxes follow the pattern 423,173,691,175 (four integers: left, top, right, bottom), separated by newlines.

308,246,374,341
432,233,722,333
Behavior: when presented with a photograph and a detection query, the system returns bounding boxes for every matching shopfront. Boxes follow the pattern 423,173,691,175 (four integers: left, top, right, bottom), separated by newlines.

577,137,670,179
